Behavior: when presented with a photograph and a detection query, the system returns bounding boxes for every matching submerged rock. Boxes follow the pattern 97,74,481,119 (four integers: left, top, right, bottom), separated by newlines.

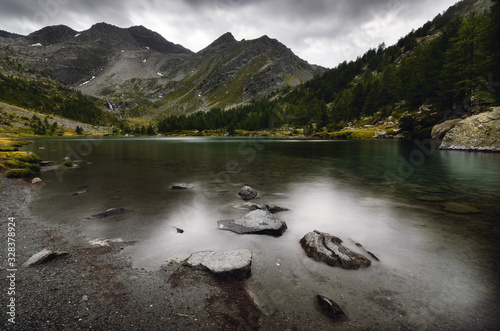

91,208,128,218
185,249,252,278
315,295,348,321
234,202,289,214
218,209,287,236
171,183,192,189
416,195,446,202
440,107,500,152
265,204,289,213
238,185,258,200
22,249,69,267
442,202,481,214
70,190,87,196
300,230,371,269
173,226,184,233
234,201,263,211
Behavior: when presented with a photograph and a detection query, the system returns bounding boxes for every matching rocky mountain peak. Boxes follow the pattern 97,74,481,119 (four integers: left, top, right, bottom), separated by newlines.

206,32,237,48
27,25,77,45
127,25,192,54
0,23,325,114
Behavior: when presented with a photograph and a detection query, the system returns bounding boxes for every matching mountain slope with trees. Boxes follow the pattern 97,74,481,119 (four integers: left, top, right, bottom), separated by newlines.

156,0,499,139
0,24,324,118
0,55,116,126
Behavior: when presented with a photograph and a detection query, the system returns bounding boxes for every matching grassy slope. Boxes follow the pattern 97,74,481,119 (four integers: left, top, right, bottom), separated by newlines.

0,102,111,137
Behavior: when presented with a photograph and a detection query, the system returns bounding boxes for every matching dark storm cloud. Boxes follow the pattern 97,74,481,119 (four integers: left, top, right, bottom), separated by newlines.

0,0,458,67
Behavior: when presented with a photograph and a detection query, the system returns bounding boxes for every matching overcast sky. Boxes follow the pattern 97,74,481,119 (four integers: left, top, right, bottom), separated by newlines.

1,0,459,68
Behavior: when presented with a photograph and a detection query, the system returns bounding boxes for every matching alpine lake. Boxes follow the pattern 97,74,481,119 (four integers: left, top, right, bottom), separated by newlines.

23,137,500,330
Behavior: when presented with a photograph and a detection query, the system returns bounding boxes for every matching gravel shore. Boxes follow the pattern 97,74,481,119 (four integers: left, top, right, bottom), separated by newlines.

0,175,261,330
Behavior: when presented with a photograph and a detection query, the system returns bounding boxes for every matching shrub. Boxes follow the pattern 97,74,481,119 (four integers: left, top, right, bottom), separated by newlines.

11,153,42,164
6,168,36,178
62,160,73,168
1,159,26,169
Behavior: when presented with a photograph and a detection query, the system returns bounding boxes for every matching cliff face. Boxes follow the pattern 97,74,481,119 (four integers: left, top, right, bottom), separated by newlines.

439,107,500,152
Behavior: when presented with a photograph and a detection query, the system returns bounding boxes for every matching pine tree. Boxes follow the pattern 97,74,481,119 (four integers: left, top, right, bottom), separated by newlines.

443,12,491,114
489,0,500,99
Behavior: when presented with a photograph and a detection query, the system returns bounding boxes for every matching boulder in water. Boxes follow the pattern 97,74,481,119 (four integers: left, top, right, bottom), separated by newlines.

218,209,287,236
315,294,348,321
185,249,252,278
238,185,258,200
265,204,289,213
300,230,371,269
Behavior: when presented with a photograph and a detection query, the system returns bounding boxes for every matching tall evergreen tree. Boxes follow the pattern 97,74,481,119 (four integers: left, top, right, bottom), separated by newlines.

443,12,491,113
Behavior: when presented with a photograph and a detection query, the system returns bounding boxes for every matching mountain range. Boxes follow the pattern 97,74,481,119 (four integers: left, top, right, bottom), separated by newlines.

0,23,324,117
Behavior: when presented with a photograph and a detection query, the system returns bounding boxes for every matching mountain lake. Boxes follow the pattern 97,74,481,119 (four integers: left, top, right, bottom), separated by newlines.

22,137,500,329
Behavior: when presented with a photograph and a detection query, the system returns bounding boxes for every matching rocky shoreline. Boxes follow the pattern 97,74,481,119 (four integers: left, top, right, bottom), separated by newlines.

0,175,264,330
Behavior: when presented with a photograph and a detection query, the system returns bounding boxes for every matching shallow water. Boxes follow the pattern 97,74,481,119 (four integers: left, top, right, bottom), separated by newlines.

25,137,500,329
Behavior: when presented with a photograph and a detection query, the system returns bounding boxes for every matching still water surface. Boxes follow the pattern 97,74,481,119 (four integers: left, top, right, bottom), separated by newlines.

25,137,500,329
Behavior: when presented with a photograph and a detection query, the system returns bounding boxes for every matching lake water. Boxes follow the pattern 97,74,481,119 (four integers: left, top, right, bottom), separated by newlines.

24,137,500,329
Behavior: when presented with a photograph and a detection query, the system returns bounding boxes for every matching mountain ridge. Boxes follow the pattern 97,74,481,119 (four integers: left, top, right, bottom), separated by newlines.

0,23,324,117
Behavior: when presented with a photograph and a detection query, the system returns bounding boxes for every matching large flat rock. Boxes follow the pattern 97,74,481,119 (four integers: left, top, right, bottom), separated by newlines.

440,108,500,152
185,249,252,278
300,230,371,269
218,209,287,236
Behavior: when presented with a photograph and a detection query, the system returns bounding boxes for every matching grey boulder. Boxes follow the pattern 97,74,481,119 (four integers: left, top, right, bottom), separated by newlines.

300,230,371,269
218,209,287,236
185,249,252,278
238,185,258,200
